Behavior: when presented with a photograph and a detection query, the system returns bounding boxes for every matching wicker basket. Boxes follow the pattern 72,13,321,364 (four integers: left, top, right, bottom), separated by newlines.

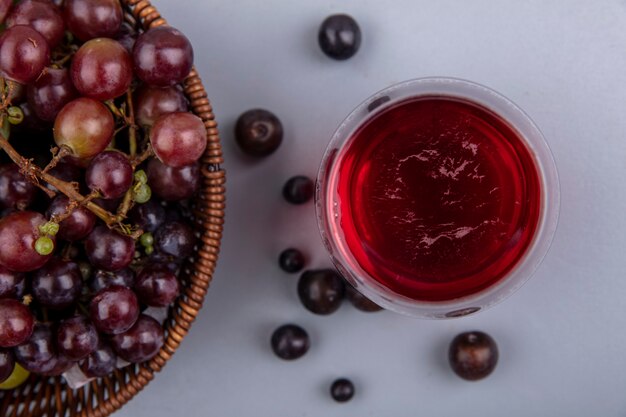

0,0,225,415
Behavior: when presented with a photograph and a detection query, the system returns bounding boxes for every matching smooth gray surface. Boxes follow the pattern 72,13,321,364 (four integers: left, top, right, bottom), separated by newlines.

117,1,626,415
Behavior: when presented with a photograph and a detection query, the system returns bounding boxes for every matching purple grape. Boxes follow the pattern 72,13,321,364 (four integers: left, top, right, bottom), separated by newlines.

46,195,96,241
150,112,207,167
89,285,139,335
133,26,193,87
40,353,73,376
146,159,200,201
14,322,57,374
63,0,122,41
89,268,135,293
154,221,196,259
27,67,78,122
134,265,179,307
6,0,65,48
0,211,53,272
128,200,165,233
110,314,164,363
0,266,24,299
84,226,135,271
0,163,38,210
0,299,33,347
0,25,50,84
0,348,14,383
71,38,133,101
134,84,188,127
85,150,133,199
79,340,116,378
57,316,98,360
31,258,82,309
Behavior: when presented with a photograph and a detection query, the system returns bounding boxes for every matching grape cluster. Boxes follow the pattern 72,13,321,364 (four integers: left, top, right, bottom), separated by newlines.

0,0,205,386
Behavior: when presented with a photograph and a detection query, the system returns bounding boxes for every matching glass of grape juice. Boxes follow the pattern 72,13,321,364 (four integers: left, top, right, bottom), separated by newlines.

316,77,559,318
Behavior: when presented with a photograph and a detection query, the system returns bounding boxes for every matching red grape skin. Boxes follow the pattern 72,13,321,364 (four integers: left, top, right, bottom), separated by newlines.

0,348,14,383
0,25,50,84
133,26,193,87
0,299,34,347
0,0,12,25
57,316,98,360
27,67,78,122
150,112,207,167
84,226,135,272
79,341,116,377
85,150,133,199
134,84,188,127
0,163,39,210
71,38,133,101
6,0,65,48
110,314,164,363
63,0,122,42
46,195,96,241
134,265,179,307
90,285,139,335
0,211,53,272
53,98,114,159
31,258,83,310
13,322,56,374
0,266,24,299
146,159,200,201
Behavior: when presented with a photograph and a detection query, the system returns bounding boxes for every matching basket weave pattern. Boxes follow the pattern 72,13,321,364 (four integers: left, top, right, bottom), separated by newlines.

0,0,225,415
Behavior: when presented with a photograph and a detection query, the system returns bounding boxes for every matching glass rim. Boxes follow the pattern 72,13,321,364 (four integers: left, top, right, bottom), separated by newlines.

315,76,560,319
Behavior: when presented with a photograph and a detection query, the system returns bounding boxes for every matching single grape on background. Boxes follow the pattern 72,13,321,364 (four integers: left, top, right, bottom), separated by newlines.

134,265,180,307
0,211,53,272
79,341,116,378
84,226,135,271
135,84,188,127
110,314,164,363
0,299,33,348
0,25,50,84
90,285,139,335
57,316,98,361
63,0,122,41
31,258,83,309
26,67,78,122
85,150,133,199
150,112,207,167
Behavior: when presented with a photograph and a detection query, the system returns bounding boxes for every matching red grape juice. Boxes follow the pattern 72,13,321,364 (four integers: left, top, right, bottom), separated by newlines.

334,96,542,301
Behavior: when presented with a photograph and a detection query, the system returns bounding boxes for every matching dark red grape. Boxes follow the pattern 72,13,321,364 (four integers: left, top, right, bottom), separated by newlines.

71,38,133,101
150,112,207,167
89,268,134,293
449,331,499,381
128,200,165,233
283,175,314,204
6,0,65,48
345,285,382,312
89,285,139,335
0,266,24,299
146,159,200,201
278,248,305,273
0,0,12,24
270,324,309,360
110,314,163,363
63,0,122,41
297,269,345,315
134,265,179,307
0,163,38,210
318,14,361,60
40,353,73,376
79,340,116,378
46,195,96,241
135,84,188,127
235,109,283,157
133,26,193,87
54,98,114,159
154,221,196,259
84,226,135,271
26,67,78,122
0,211,53,272
330,378,355,402
0,348,14,383
31,258,82,309
13,322,56,374
57,316,98,360
115,22,137,53
86,150,133,199
0,299,33,347
0,25,50,84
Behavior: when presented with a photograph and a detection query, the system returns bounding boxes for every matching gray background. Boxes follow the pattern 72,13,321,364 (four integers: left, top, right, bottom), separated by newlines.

117,0,626,415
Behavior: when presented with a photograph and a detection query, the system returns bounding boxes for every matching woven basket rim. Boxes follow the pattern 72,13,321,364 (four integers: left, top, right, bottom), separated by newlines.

0,1,225,416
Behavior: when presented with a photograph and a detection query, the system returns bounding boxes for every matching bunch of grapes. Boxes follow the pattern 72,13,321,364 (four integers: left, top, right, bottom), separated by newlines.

0,0,206,387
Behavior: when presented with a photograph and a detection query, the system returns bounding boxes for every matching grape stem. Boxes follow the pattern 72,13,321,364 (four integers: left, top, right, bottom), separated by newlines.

0,127,141,235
